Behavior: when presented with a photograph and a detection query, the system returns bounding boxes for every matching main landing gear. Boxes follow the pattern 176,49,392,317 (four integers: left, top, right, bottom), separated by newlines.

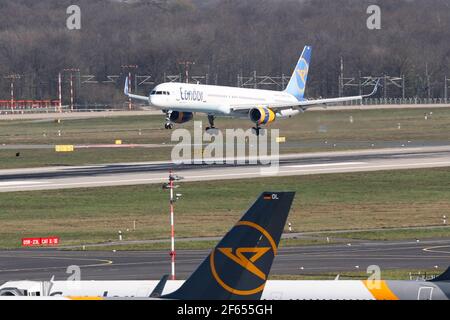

205,115,218,134
252,125,261,136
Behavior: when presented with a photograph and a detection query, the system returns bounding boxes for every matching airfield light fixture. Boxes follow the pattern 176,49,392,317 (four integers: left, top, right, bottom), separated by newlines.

162,170,183,280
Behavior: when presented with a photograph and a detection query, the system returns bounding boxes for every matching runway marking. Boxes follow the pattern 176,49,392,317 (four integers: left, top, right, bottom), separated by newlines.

423,245,450,254
287,162,366,168
0,256,113,273
0,160,449,191
277,255,450,260
0,181,48,186
278,243,450,256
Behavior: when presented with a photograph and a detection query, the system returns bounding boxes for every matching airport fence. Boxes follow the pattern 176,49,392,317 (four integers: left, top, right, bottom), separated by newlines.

350,97,449,106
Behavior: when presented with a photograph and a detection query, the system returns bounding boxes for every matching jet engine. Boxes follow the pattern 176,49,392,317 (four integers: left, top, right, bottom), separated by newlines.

0,287,26,296
249,107,276,125
169,111,194,124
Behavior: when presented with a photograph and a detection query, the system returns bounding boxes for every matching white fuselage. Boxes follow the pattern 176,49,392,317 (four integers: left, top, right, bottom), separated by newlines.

3,279,448,300
148,82,298,117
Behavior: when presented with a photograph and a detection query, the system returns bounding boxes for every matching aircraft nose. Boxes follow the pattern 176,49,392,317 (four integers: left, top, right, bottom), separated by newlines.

149,93,160,106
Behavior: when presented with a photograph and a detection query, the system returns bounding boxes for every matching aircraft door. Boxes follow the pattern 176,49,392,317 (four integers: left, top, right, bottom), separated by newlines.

417,287,433,300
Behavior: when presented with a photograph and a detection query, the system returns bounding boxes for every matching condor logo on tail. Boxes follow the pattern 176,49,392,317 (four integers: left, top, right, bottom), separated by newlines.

285,46,312,101
217,247,270,280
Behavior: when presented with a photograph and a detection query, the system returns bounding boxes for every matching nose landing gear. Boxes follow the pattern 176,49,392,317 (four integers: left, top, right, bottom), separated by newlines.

164,110,174,130
205,115,216,132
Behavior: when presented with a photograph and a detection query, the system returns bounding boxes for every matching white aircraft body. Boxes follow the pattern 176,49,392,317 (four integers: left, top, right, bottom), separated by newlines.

125,46,378,135
2,277,450,300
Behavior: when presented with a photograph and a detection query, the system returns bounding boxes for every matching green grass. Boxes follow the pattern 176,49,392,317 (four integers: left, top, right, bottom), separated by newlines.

269,269,443,280
0,108,449,168
0,147,171,169
0,168,449,249
0,116,168,145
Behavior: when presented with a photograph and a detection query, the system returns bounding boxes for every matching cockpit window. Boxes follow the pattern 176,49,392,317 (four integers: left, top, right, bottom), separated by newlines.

151,90,170,95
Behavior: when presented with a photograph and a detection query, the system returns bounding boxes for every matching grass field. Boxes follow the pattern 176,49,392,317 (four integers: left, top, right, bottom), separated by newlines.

0,168,449,249
269,268,443,280
0,108,449,168
0,147,171,169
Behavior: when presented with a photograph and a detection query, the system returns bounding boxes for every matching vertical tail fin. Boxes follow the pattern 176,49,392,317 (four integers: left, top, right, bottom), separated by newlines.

284,45,312,101
162,192,295,300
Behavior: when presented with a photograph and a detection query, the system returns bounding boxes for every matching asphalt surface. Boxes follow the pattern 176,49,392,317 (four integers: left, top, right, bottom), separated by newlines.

0,146,449,192
1,104,448,120
1,239,450,282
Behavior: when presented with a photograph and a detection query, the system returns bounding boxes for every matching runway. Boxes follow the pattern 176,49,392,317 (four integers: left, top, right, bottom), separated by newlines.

0,146,449,192
1,239,450,282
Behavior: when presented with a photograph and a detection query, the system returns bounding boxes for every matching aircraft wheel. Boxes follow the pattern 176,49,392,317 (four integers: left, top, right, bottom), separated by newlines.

205,127,219,135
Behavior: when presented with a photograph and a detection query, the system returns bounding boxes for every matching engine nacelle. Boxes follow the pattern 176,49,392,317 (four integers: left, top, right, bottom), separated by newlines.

249,107,276,125
169,111,194,124
277,108,301,119
0,287,26,296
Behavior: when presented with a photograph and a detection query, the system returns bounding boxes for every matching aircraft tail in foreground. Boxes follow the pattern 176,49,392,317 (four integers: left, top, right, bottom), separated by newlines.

162,192,295,300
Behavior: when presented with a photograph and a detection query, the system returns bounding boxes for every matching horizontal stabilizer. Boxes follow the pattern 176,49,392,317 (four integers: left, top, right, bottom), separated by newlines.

430,266,450,282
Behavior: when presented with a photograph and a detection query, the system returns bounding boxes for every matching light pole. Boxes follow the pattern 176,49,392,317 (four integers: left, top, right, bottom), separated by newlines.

4,74,21,112
62,68,80,111
178,60,195,83
162,171,183,280
58,72,62,112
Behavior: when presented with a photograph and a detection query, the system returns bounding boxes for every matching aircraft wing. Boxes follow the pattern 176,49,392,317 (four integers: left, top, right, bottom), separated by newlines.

230,79,380,113
124,77,149,101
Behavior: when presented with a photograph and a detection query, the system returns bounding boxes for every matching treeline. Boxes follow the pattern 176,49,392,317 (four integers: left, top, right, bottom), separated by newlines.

0,0,449,106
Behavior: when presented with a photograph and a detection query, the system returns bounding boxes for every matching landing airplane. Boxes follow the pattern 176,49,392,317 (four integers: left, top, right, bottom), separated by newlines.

124,46,379,135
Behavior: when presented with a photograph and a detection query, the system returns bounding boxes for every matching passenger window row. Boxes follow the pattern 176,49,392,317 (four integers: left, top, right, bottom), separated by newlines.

150,91,170,95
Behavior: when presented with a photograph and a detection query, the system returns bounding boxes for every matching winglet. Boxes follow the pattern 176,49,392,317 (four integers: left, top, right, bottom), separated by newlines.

124,76,129,96
162,192,295,300
363,78,381,98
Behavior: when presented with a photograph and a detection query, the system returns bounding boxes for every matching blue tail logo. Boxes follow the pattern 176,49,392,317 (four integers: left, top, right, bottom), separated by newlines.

285,45,312,101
